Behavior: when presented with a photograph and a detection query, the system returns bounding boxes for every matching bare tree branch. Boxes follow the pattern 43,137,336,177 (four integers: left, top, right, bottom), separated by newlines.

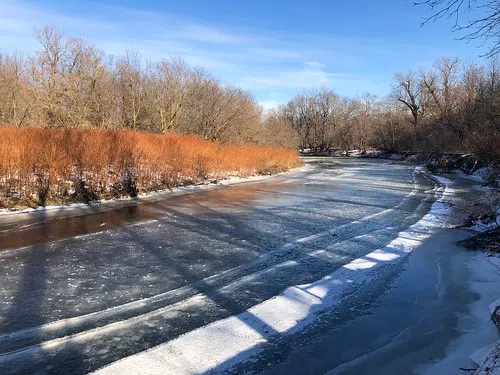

417,0,500,57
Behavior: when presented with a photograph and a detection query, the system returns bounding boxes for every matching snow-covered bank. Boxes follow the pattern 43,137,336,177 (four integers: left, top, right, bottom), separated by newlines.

470,261,500,375
412,248,500,375
352,149,500,247
475,340,500,375
93,173,451,375
437,172,500,374
0,165,309,218
472,304,500,374
453,162,499,253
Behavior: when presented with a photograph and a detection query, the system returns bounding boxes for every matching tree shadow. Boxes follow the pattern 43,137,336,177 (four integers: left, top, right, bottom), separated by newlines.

0,211,85,374
199,244,428,375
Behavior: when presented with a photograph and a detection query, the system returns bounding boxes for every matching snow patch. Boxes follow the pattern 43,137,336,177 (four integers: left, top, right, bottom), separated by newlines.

470,216,500,232
474,341,500,375
470,342,497,366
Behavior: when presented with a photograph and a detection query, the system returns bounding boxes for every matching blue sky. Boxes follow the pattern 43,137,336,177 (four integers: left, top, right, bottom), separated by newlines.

0,0,491,110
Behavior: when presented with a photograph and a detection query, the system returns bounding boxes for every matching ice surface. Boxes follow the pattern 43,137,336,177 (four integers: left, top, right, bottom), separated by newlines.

94,171,452,375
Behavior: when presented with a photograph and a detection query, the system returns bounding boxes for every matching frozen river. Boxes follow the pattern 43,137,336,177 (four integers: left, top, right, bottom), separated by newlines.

0,157,498,374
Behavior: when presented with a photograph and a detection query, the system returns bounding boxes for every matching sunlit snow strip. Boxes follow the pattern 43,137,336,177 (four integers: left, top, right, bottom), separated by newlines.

94,176,452,375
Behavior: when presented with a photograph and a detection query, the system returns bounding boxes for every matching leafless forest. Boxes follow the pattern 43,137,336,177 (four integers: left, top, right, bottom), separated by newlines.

277,57,500,158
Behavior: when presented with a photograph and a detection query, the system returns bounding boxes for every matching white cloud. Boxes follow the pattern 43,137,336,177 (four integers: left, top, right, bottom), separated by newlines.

258,99,281,113
305,61,324,69
0,0,115,36
179,24,250,45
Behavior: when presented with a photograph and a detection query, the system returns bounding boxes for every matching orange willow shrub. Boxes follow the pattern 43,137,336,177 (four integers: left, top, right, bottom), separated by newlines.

0,127,301,207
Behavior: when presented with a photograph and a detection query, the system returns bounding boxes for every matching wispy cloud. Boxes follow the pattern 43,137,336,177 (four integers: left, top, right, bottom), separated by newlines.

237,62,350,91
0,0,115,35
0,0,419,102
178,24,252,45
250,47,301,60
304,61,325,69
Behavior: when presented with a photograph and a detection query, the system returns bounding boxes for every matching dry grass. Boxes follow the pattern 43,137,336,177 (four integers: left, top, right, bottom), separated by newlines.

0,127,302,208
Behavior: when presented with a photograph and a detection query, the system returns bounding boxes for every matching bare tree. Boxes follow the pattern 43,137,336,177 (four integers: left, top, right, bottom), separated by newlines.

393,71,426,127
282,89,342,151
418,0,500,57
148,58,190,133
115,50,146,129
421,57,465,141
311,89,339,151
181,71,261,143
459,62,483,135
352,93,379,153
30,25,71,127
373,100,408,150
262,109,299,148
283,94,312,150
0,53,31,127
335,97,359,154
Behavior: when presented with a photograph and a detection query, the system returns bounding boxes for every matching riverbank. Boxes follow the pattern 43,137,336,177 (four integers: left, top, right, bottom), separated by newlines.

470,257,500,375
0,128,302,213
0,165,309,224
429,169,500,374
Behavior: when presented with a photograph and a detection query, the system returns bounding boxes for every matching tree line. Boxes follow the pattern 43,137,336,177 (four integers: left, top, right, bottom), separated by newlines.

1,26,499,159
273,57,500,159
0,26,297,148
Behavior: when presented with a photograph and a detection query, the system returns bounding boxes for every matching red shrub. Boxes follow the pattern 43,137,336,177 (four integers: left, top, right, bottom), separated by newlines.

0,127,301,207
